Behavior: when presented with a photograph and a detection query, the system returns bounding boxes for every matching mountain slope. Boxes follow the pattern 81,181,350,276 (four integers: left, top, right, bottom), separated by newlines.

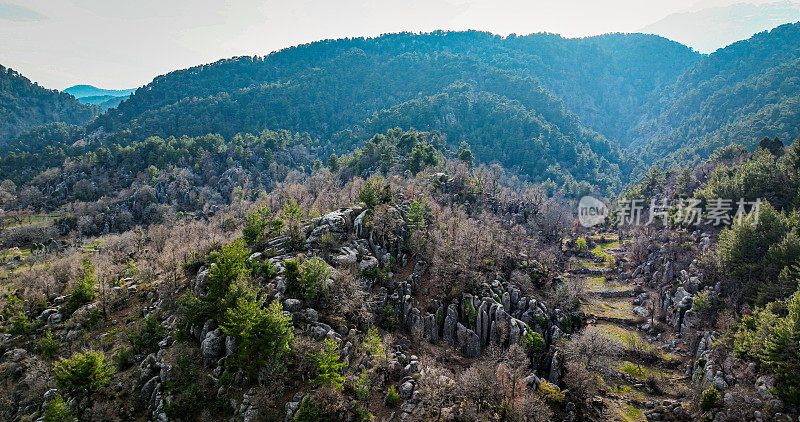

9,27,800,188
0,65,97,143
343,83,622,190
634,21,800,165
93,31,701,148
80,31,705,192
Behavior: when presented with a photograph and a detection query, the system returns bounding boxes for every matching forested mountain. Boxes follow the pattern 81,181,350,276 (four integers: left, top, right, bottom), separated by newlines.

85,25,800,178
93,31,700,144
7,25,800,193
342,84,623,191
0,65,97,144
633,22,800,166
77,31,701,191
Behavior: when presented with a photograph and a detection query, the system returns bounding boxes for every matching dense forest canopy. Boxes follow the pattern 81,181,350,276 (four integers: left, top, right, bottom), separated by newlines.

92,25,800,179
0,65,97,144
3,25,800,195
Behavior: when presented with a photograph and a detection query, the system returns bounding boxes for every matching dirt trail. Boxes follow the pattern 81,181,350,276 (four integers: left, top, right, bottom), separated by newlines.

570,234,691,421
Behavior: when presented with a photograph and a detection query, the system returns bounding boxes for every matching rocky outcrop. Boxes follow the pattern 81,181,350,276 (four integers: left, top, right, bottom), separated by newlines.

382,269,556,359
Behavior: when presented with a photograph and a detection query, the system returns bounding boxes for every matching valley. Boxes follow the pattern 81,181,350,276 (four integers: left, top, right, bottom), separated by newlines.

1,19,800,422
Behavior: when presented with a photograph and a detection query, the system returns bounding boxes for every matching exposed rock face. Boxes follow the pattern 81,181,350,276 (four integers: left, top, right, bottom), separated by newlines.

303,208,365,250
548,351,562,385
359,256,379,271
201,328,225,361
382,271,555,359
283,298,302,312
1,348,27,363
442,304,458,345
332,247,358,266
464,330,481,358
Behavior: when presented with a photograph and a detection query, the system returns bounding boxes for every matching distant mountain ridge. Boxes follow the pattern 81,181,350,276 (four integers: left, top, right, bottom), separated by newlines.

86,30,703,191
63,85,136,110
640,1,800,53
5,24,800,191
90,24,800,177
63,85,136,99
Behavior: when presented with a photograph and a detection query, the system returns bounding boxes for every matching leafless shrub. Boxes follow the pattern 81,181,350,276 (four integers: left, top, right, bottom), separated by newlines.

563,327,622,376
549,278,585,314
459,360,504,413
628,228,652,265
414,361,457,420
517,391,554,422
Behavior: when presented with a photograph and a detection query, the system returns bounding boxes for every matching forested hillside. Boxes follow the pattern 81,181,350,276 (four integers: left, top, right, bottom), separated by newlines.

633,22,800,166
8,25,800,191
0,66,97,144
5,21,800,422
93,31,700,143
84,31,700,191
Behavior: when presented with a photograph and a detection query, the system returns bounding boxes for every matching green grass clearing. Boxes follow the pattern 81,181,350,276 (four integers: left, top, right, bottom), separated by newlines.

584,276,632,294
572,260,603,270
620,403,645,421
591,241,621,260
585,297,637,320
1,212,63,229
617,360,669,381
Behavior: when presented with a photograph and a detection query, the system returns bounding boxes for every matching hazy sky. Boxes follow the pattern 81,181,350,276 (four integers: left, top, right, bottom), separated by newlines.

0,0,797,90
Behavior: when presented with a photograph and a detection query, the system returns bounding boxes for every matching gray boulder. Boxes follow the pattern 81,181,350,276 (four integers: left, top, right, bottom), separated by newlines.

283,298,302,312
464,330,481,358
201,329,225,360
359,256,379,271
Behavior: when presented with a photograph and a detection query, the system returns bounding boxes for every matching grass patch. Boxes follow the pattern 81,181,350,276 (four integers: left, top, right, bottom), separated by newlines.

572,260,601,269
82,239,104,252
609,384,635,394
585,297,634,319
589,233,619,243
617,361,668,381
0,212,63,229
583,276,632,294
591,241,620,260
621,403,644,421
597,324,643,345
0,248,31,260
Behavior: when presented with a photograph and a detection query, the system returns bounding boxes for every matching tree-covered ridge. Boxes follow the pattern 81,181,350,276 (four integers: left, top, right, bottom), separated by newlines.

634,22,800,165
92,25,800,173
8,26,800,193
0,65,97,144
78,31,700,192
95,30,700,140
344,84,622,192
